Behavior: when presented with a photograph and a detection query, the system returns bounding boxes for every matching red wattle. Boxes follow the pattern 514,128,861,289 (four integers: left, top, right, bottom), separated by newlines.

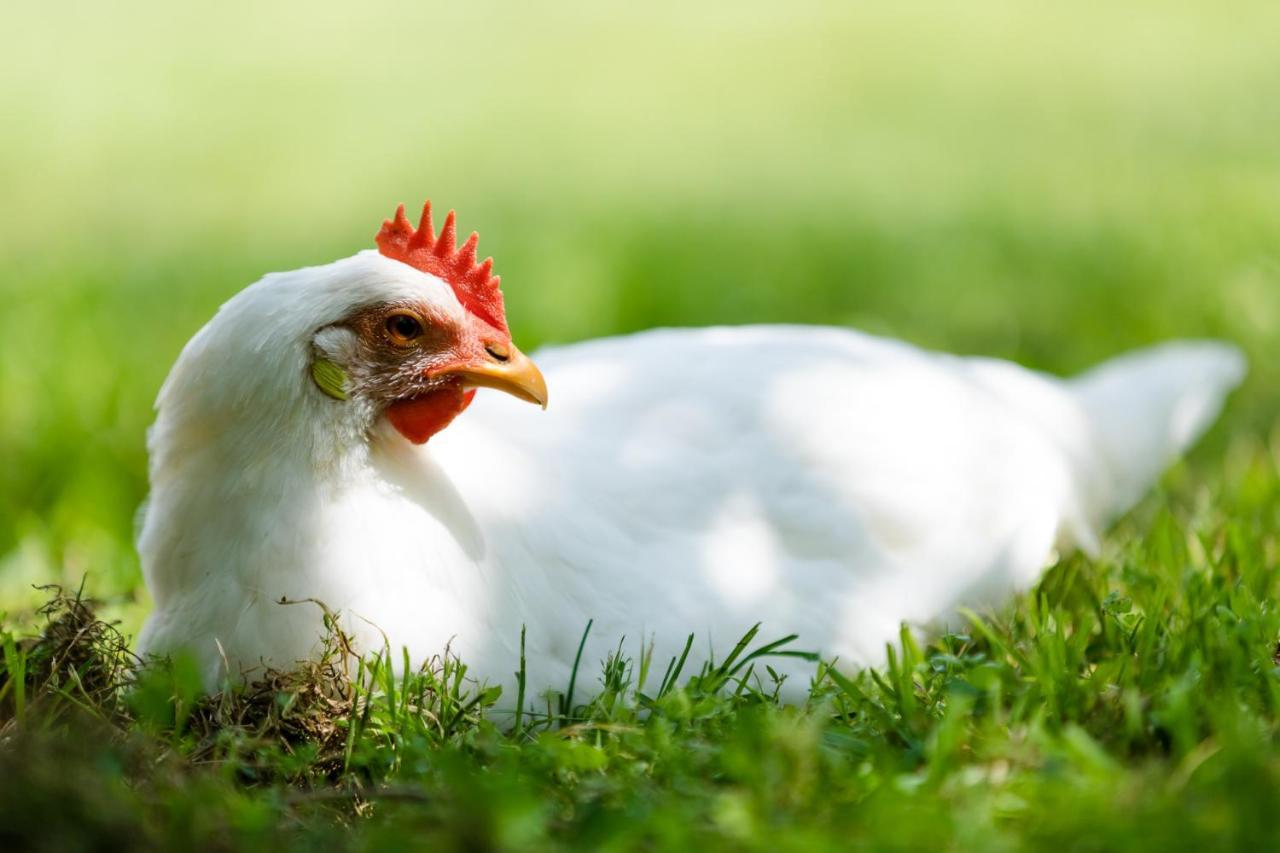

385,387,476,444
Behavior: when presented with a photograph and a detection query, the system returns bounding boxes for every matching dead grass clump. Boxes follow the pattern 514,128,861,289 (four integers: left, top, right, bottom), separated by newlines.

0,585,137,730
2,589,493,800
183,603,362,782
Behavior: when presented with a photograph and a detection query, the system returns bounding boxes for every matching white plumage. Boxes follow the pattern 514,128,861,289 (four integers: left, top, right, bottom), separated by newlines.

137,245,1245,705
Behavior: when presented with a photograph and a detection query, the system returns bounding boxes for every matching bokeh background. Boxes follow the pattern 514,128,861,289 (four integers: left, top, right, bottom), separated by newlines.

2,0,1278,634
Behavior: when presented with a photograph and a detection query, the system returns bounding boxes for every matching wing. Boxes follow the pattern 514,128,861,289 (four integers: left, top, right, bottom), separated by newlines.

434,326,1083,687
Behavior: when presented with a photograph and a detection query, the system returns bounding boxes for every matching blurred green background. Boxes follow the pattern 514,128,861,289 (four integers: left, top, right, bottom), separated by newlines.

1,0,1278,633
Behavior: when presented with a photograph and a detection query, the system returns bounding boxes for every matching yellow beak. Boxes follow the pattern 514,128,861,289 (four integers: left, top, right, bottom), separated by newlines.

443,344,548,409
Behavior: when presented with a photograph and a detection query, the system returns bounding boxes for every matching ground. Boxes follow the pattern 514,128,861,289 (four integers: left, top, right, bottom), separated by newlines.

1,2,1279,849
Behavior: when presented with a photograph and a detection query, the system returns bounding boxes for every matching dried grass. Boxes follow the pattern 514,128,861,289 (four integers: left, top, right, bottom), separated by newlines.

1,589,355,778
0,585,137,732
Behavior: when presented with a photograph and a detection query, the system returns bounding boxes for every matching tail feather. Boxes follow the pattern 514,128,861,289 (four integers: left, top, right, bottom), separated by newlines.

1071,341,1246,520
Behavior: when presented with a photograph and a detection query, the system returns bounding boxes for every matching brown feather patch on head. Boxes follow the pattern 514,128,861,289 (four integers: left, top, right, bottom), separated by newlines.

375,201,508,334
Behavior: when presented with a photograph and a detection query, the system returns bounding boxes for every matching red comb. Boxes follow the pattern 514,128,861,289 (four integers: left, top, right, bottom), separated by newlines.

375,201,508,334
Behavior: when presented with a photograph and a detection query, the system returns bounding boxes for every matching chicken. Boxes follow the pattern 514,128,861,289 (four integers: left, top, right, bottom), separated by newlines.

136,202,1246,704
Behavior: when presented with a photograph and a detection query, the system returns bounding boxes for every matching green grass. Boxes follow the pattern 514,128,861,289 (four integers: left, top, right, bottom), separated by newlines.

5,469,1280,850
2,1,1280,849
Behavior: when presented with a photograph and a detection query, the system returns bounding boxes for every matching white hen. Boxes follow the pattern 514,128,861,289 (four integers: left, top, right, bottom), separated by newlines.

137,203,1246,704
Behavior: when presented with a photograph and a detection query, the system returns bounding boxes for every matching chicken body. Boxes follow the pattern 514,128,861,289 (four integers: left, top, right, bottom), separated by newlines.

137,248,1244,705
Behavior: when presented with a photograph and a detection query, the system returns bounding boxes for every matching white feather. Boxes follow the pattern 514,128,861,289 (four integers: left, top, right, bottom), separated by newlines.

136,253,1246,705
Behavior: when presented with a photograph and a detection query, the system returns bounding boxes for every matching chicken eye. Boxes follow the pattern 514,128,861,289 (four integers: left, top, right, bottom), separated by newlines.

385,311,424,345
